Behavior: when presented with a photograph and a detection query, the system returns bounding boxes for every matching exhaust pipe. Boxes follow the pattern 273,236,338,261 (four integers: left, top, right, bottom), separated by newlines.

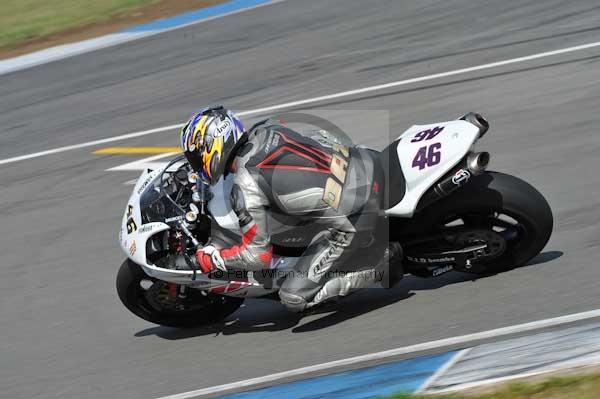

465,151,490,175
460,112,489,138
416,151,490,211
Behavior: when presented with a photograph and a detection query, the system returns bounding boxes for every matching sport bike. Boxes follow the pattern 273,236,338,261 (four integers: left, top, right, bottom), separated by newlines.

116,113,553,327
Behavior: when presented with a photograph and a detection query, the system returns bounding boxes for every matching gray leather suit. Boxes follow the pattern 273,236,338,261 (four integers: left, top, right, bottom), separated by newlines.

217,121,388,311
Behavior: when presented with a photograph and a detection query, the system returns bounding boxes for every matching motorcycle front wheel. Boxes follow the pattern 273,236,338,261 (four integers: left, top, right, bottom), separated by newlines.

116,259,244,328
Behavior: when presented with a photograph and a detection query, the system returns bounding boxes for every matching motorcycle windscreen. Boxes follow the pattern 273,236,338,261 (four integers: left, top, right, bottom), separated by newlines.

138,172,187,224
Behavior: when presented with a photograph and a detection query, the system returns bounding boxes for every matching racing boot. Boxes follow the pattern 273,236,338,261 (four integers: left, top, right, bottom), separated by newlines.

304,266,385,313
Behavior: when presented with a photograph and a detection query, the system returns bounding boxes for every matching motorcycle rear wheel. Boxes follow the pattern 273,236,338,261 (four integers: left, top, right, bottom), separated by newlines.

407,171,553,274
116,259,244,328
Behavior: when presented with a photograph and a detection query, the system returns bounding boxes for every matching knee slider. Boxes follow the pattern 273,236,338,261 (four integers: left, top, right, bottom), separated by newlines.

279,290,308,312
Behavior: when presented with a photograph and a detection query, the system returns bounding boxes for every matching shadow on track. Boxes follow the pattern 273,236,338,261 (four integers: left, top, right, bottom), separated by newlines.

291,290,414,333
525,250,563,267
134,251,562,338
134,289,414,339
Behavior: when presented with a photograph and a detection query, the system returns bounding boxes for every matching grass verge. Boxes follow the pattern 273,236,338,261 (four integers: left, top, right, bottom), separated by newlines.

0,0,159,49
0,0,224,58
386,372,600,399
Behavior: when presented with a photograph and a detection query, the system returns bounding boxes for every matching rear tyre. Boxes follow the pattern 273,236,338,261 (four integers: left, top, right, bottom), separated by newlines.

408,172,553,274
116,259,244,328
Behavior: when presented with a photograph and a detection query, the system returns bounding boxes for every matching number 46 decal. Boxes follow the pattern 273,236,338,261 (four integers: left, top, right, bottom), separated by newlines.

411,126,444,142
412,143,441,170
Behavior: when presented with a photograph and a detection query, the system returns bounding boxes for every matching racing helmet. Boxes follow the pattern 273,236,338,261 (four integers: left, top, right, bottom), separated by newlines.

180,106,246,184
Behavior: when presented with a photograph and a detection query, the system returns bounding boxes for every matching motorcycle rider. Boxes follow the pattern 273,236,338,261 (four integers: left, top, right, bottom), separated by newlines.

181,106,402,312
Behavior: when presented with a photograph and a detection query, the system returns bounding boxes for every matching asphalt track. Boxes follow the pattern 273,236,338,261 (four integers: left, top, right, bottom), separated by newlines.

1,1,600,398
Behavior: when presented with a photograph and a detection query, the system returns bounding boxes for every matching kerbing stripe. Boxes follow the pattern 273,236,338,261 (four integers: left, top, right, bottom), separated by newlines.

414,348,472,394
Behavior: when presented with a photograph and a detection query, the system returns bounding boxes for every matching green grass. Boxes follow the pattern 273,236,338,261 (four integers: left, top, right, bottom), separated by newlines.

0,0,159,48
385,372,600,399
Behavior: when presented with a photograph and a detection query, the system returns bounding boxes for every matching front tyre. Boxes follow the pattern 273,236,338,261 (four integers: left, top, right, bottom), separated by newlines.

116,259,244,328
415,172,553,273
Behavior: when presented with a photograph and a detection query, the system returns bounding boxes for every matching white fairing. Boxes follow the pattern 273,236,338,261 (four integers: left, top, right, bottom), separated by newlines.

385,120,480,217
118,167,267,295
119,168,169,268
118,163,223,262
119,167,212,286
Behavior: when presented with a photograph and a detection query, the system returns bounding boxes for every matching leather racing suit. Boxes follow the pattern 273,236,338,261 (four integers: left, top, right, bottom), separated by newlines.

201,120,390,312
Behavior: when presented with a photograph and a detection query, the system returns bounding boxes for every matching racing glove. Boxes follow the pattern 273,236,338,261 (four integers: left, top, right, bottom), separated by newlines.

195,245,227,274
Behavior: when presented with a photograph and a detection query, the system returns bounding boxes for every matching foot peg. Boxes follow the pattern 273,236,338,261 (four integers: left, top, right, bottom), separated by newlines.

380,242,404,288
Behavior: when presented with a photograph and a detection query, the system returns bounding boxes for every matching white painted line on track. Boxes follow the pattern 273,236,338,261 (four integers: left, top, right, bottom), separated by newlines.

107,152,177,171
415,347,472,394
237,41,600,116
2,40,600,168
155,308,600,399
0,123,182,166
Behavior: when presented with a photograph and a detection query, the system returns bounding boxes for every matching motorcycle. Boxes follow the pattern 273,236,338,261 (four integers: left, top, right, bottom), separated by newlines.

116,113,553,327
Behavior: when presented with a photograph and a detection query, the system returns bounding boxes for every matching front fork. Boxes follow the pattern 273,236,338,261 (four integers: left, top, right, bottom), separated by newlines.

167,283,187,300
